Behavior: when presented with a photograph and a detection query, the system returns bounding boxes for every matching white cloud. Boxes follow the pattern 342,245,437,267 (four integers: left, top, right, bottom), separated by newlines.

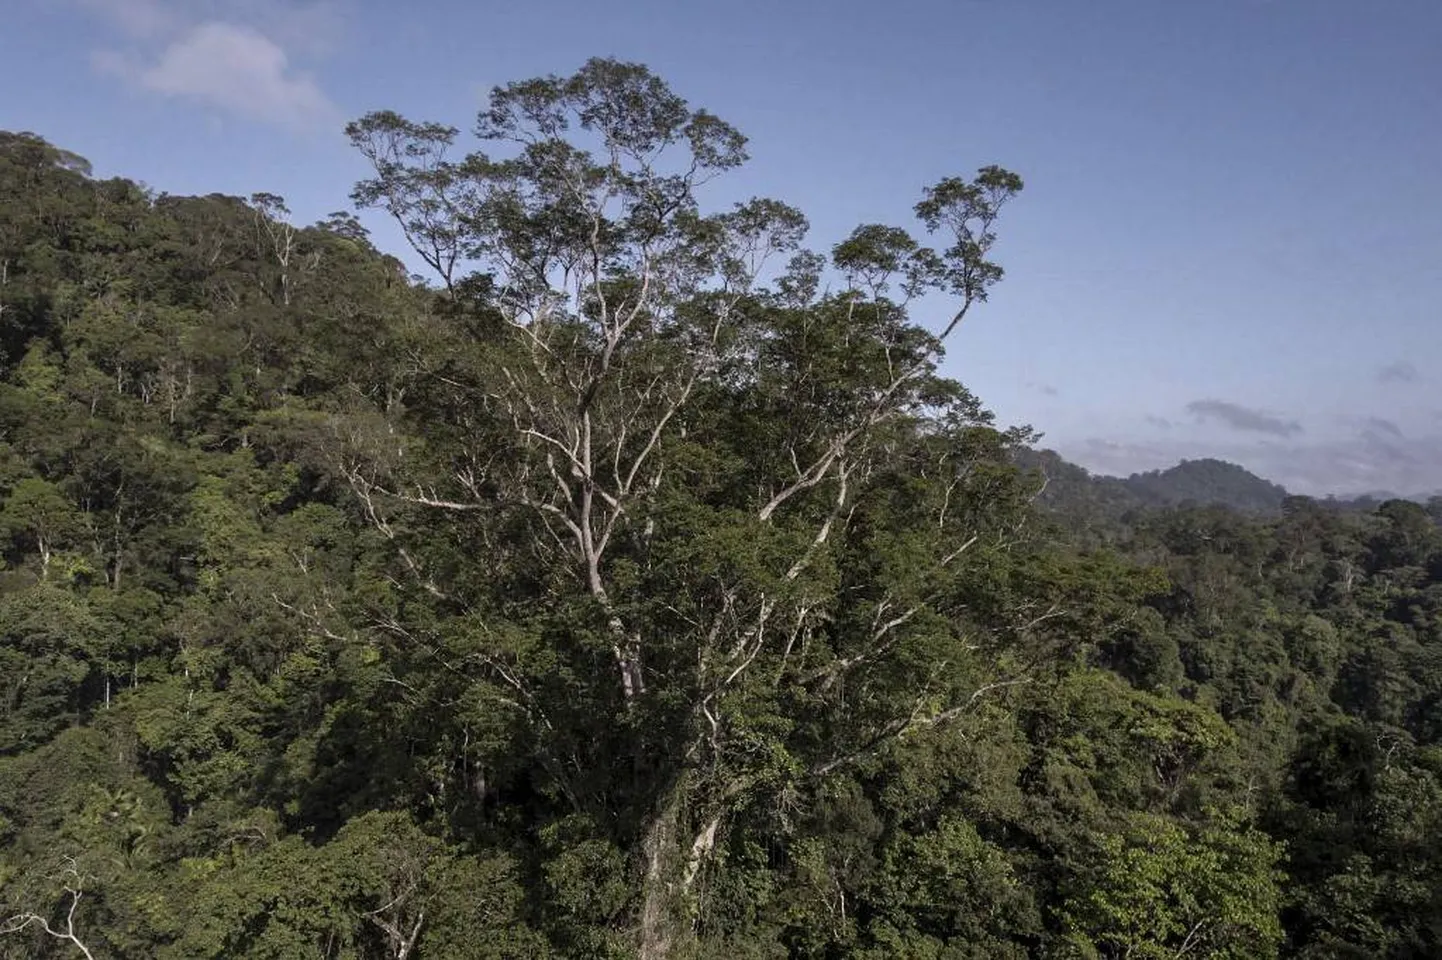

79,0,342,130
101,22,337,129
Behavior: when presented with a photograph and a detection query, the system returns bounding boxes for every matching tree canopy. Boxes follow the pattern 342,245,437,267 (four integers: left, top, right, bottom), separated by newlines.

1,60,1440,959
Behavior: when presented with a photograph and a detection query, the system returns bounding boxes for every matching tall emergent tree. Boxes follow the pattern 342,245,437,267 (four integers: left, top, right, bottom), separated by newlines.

344,58,1033,954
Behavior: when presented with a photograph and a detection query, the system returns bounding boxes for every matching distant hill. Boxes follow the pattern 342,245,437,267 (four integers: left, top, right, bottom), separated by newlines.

1016,450,1435,530
1013,448,1136,520
1014,451,1290,535
1120,458,1289,513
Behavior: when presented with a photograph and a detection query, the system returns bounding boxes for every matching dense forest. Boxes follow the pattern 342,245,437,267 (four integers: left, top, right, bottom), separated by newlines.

2,60,1440,959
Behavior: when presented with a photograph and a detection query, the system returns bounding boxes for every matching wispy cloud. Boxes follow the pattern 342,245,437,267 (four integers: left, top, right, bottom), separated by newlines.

1362,416,1403,439
1377,360,1419,384
1186,399,1303,438
1145,415,1174,430
79,0,342,130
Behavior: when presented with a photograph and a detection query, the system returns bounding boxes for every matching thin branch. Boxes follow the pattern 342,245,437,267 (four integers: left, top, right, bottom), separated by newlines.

1,860,97,960
810,677,1033,778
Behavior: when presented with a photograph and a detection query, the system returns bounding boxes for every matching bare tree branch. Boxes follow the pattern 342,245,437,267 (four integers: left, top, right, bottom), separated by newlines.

1,859,97,960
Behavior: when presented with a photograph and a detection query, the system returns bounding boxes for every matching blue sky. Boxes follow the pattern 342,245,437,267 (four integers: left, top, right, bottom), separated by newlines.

4,0,1440,495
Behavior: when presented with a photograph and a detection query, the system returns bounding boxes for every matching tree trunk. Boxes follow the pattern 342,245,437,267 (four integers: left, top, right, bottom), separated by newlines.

638,789,683,960
636,772,725,959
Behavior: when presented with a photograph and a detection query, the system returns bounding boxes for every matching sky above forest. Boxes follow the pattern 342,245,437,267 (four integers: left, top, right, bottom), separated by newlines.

4,0,1440,496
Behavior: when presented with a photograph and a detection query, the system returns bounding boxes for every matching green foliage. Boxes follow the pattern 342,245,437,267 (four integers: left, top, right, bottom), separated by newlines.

1,60,1440,958
1061,813,1283,958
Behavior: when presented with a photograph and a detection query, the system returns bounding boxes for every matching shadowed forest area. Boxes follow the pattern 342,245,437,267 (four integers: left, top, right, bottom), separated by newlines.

2,61,1441,959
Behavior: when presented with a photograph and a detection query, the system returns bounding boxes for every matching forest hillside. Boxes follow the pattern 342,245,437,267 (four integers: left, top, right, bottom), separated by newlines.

2,61,1441,959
